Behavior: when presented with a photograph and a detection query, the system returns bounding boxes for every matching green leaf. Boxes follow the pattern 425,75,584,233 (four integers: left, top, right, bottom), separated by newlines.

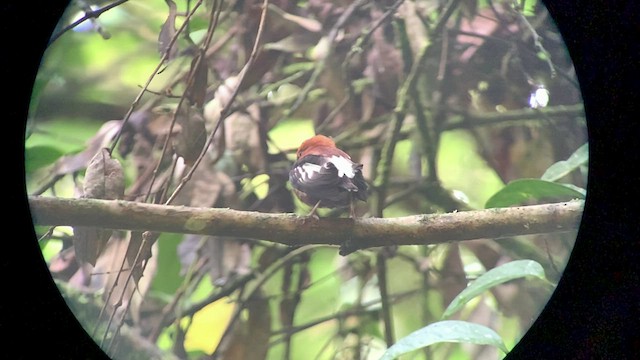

485,178,585,208
442,260,546,318
379,320,508,360
25,144,65,173
541,143,588,182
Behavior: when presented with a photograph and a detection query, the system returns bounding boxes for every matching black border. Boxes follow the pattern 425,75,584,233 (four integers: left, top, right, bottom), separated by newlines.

7,0,639,359
6,0,109,358
507,1,640,358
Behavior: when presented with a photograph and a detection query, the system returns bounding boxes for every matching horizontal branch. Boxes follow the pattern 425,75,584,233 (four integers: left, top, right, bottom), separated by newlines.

341,104,585,151
444,104,585,131
29,196,583,253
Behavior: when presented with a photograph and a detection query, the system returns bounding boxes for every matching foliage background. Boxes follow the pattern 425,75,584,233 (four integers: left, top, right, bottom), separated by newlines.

27,0,586,359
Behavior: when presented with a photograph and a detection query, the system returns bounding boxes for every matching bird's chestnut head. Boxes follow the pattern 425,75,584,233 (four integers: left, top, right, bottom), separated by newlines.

296,135,350,159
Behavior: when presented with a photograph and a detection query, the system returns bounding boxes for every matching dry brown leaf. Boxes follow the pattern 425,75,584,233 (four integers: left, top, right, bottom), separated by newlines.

73,227,113,266
73,148,124,265
173,103,207,166
225,106,265,173
186,53,209,108
178,236,251,285
158,0,178,60
91,231,158,325
83,148,125,200
171,162,236,208
363,18,402,114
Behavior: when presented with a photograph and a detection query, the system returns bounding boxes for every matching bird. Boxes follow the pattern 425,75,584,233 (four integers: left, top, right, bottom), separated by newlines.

289,135,368,217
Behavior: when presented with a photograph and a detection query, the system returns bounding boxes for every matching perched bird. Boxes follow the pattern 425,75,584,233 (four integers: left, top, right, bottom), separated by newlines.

289,135,368,217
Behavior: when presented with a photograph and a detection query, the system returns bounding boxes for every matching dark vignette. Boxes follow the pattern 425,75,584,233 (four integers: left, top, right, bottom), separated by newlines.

6,0,638,359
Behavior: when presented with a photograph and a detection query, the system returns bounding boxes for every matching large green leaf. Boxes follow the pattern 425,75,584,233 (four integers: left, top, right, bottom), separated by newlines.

541,143,588,182
485,178,585,208
379,320,508,360
24,145,65,173
442,260,546,318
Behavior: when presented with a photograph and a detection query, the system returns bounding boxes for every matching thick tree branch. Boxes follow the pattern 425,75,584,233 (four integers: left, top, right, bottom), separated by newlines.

29,196,583,252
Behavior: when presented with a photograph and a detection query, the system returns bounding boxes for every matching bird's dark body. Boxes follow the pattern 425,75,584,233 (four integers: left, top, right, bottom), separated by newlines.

289,154,368,209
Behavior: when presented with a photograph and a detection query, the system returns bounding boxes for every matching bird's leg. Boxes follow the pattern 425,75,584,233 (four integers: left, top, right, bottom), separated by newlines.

340,193,356,255
307,200,322,219
349,193,356,218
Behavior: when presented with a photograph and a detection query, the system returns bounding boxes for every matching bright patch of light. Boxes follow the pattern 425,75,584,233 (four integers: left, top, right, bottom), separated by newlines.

529,87,550,108
452,189,470,204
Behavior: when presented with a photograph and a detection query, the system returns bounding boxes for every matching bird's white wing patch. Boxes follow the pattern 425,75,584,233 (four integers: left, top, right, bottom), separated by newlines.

328,156,355,178
299,162,323,180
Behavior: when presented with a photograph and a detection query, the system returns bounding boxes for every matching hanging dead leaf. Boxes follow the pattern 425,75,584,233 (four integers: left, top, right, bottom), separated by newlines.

73,227,113,266
363,14,402,113
186,52,209,108
178,236,250,285
173,103,207,166
225,105,265,173
83,148,125,200
171,162,236,208
91,231,158,325
158,0,178,60
72,148,124,265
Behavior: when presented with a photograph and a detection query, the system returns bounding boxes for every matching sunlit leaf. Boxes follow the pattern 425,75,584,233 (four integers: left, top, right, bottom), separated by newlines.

241,174,270,200
485,178,585,208
266,83,302,105
379,320,508,360
184,297,235,355
25,145,64,172
442,260,546,318
541,143,588,182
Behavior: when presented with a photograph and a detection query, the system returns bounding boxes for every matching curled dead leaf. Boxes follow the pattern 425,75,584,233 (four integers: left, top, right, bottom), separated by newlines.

158,0,178,60
173,103,207,166
74,148,124,265
83,148,125,200
73,227,112,267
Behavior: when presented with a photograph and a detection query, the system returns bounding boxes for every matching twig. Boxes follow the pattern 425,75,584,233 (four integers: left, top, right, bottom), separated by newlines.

147,0,223,203
271,288,420,344
511,0,556,78
212,245,321,357
49,0,129,45
153,273,255,340
376,253,394,346
279,0,368,121
105,231,159,352
107,0,204,156
444,104,585,130
163,0,270,206
148,237,210,342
